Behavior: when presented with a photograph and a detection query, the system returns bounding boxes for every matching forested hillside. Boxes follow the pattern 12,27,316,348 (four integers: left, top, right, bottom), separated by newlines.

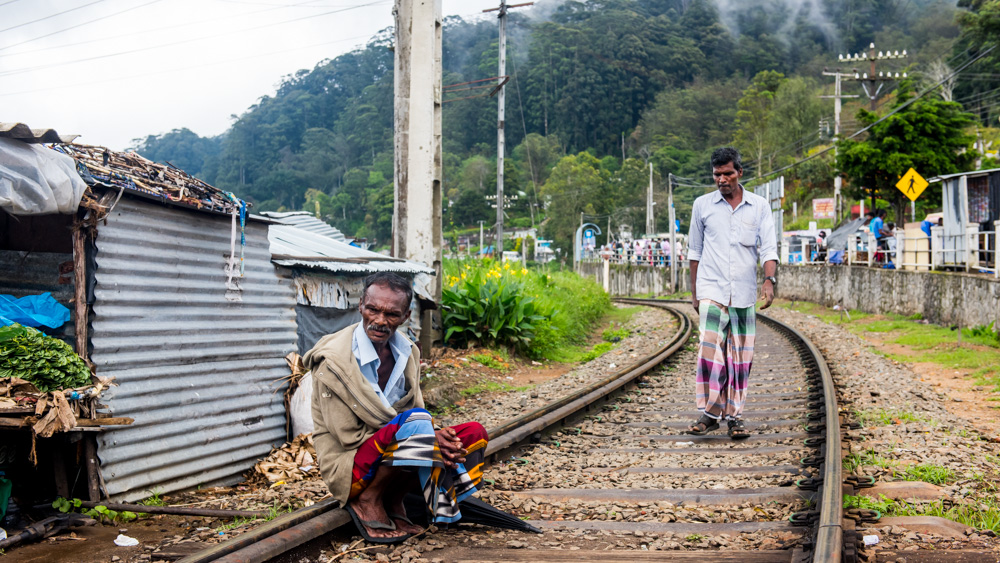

134,0,982,253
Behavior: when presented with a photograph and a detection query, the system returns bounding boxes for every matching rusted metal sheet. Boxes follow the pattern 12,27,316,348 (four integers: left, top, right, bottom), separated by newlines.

290,272,363,309
90,196,297,500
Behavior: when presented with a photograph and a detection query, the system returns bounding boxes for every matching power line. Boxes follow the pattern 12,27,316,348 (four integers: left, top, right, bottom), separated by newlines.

0,0,390,78
0,0,105,34
754,45,997,180
0,0,336,56
0,0,165,53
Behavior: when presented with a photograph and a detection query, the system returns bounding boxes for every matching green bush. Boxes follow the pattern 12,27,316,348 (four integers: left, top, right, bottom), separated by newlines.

443,260,611,359
442,260,544,349
1,324,91,392
602,325,630,342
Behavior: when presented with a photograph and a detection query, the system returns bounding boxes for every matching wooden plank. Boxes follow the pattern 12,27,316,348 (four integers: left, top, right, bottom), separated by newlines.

876,551,1000,563
428,548,794,562
75,417,134,427
72,224,89,365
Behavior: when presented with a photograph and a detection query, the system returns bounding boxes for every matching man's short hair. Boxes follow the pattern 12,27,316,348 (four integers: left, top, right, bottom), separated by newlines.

711,147,743,172
877,209,887,218
362,272,413,308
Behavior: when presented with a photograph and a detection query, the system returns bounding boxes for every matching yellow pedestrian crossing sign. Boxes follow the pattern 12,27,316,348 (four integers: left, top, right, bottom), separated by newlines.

896,168,928,202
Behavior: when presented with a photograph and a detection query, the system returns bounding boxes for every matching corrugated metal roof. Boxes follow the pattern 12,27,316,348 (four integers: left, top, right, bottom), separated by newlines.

0,122,79,144
91,196,298,501
269,225,435,275
927,167,1000,183
259,211,347,242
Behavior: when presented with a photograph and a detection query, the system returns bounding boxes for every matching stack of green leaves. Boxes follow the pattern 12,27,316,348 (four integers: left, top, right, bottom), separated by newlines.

0,323,91,392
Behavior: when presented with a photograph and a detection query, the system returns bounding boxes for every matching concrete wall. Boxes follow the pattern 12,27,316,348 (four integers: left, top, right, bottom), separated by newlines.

579,262,690,296
775,265,1000,329
583,260,1000,329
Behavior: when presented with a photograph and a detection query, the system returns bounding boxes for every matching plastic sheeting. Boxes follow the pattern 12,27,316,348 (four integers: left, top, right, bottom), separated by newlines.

0,138,86,215
0,292,70,328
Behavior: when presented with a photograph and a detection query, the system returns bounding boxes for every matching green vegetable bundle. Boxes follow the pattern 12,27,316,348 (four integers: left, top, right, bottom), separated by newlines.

0,323,91,392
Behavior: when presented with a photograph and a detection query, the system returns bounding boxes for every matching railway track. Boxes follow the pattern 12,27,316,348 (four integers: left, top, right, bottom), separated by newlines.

179,298,847,563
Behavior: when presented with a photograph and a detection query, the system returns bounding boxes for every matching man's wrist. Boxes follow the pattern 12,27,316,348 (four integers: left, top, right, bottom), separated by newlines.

764,276,777,286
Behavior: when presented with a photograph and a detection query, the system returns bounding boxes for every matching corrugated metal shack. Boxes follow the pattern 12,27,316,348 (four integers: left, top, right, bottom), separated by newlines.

265,213,435,354
2,132,299,502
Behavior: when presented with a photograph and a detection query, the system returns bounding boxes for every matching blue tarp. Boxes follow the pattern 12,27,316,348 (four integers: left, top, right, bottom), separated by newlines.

0,293,71,328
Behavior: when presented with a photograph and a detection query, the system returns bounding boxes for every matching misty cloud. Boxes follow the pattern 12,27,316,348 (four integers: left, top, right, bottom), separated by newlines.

709,0,838,46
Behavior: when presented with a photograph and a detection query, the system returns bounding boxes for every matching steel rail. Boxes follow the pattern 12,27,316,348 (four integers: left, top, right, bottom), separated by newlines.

756,311,843,563
622,298,843,562
179,302,692,563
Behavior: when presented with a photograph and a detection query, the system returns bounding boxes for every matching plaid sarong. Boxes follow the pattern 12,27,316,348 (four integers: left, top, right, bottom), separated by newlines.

695,300,756,420
349,408,488,524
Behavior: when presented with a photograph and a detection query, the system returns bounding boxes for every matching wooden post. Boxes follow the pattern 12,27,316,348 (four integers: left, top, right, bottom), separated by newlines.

72,224,89,364
83,435,101,501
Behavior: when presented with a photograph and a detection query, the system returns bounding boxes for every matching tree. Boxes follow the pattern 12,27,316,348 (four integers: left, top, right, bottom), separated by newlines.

837,81,976,221
734,70,785,178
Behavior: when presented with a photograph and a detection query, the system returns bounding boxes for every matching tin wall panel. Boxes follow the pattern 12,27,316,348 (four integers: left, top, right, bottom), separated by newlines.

91,197,297,500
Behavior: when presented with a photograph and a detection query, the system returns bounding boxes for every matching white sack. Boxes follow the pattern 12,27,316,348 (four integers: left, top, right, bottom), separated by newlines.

290,371,314,438
0,137,87,215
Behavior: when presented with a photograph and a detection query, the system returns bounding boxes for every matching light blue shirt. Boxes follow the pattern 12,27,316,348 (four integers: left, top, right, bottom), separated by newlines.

687,187,779,308
351,323,411,409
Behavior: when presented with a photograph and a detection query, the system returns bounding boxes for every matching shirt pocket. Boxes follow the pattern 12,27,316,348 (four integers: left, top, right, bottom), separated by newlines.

739,219,758,247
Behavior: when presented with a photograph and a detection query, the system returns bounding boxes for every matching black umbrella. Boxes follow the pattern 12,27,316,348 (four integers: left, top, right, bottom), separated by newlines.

401,493,543,533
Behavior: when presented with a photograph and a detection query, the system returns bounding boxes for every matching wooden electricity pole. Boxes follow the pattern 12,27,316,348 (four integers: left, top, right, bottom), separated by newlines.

393,0,443,301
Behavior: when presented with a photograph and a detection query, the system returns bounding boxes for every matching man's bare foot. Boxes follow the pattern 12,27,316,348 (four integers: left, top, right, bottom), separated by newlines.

387,501,423,534
351,496,407,540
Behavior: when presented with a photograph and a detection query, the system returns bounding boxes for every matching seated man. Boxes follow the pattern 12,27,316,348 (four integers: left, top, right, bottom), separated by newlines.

306,272,488,543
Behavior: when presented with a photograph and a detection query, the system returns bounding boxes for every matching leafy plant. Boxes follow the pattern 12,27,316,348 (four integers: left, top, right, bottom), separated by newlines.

602,325,630,342
53,497,136,524
442,260,545,349
1,324,91,391
581,342,614,362
470,352,509,371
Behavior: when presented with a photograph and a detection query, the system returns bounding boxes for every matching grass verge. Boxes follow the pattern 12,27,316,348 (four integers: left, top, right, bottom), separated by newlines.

844,494,1000,533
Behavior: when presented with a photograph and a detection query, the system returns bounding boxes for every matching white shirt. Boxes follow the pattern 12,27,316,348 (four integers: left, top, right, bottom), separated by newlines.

687,187,779,308
351,323,411,409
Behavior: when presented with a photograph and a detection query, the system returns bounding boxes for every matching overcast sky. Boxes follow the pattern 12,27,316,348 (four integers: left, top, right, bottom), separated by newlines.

1,0,503,149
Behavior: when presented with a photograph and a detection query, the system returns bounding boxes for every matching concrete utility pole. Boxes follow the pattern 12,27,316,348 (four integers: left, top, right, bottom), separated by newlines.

393,0,443,299
821,70,859,222
668,173,677,293
478,219,486,257
646,162,654,237
485,1,533,258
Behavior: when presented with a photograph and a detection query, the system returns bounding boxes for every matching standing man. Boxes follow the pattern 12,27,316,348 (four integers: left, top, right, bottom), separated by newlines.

685,147,778,439
307,272,488,543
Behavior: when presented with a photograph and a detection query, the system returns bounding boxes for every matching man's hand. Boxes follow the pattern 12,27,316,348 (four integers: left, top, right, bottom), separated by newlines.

435,427,467,469
760,280,774,310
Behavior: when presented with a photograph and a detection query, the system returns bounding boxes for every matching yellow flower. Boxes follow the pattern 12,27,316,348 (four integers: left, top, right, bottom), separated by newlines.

461,272,467,279
521,268,528,275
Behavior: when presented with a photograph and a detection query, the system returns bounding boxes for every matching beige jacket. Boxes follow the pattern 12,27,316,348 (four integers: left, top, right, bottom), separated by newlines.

304,323,424,505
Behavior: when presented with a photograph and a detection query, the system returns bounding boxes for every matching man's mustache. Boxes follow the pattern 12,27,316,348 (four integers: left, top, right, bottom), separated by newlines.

366,322,390,333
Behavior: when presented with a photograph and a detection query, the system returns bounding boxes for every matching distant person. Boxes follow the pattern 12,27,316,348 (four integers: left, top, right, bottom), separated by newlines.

870,209,891,250
307,272,488,543
816,231,827,262
920,216,943,237
685,147,778,440
885,222,897,252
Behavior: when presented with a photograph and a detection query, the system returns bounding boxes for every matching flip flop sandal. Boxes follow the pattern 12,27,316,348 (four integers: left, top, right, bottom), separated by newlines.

346,504,411,544
388,511,419,528
685,414,720,436
728,419,750,440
